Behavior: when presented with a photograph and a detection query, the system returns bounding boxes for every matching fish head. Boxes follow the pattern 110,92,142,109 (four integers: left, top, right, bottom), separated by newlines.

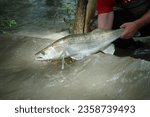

35,46,64,61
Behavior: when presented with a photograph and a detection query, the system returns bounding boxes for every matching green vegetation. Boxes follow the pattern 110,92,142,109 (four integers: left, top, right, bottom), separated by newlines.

46,0,61,7
0,19,16,34
63,0,76,17
0,0,18,34
62,0,77,32
46,0,77,32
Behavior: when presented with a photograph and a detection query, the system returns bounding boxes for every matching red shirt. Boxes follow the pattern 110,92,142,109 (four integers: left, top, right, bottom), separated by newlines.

97,0,116,14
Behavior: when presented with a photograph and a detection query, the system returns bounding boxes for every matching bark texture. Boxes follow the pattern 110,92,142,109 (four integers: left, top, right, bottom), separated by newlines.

73,0,96,34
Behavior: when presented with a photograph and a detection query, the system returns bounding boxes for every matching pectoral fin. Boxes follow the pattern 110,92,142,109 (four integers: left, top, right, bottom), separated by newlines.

102,44,115,55
71,54,86,60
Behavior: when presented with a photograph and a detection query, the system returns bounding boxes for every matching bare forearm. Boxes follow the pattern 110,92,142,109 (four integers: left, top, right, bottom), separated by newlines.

98,12,114,30
134,10,150,29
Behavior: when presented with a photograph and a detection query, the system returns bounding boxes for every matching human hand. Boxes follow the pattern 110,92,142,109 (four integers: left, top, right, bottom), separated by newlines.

120,22,139,39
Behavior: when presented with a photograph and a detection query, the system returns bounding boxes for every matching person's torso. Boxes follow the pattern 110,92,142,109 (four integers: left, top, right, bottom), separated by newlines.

116,0,150,17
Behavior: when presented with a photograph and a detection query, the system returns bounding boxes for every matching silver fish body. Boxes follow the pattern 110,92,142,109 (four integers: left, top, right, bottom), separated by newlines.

35,28,123,60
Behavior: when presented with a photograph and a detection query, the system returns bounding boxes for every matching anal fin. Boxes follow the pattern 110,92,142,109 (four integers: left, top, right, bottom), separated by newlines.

102,44,115,55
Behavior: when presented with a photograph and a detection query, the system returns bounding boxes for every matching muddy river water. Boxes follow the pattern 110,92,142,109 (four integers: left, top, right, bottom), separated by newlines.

0,0,150,99
0,35,150,99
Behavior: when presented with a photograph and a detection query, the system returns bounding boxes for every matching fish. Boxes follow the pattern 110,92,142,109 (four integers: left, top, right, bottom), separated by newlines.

35,28,123,61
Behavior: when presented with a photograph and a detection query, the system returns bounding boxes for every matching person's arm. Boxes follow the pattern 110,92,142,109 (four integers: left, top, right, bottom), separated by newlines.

135,10,150,27
120,9,150,39
98,11,114,30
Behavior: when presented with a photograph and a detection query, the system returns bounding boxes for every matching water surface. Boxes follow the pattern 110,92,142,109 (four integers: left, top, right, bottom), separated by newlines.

0,35,150,99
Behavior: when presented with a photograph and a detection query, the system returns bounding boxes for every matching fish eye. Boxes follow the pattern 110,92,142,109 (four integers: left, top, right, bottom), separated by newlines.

41,51,45,55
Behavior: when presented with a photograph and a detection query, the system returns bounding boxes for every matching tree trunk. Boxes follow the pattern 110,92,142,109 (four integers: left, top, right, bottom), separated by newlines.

73,0,96,34
73,0,87,34
84,0,96,33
